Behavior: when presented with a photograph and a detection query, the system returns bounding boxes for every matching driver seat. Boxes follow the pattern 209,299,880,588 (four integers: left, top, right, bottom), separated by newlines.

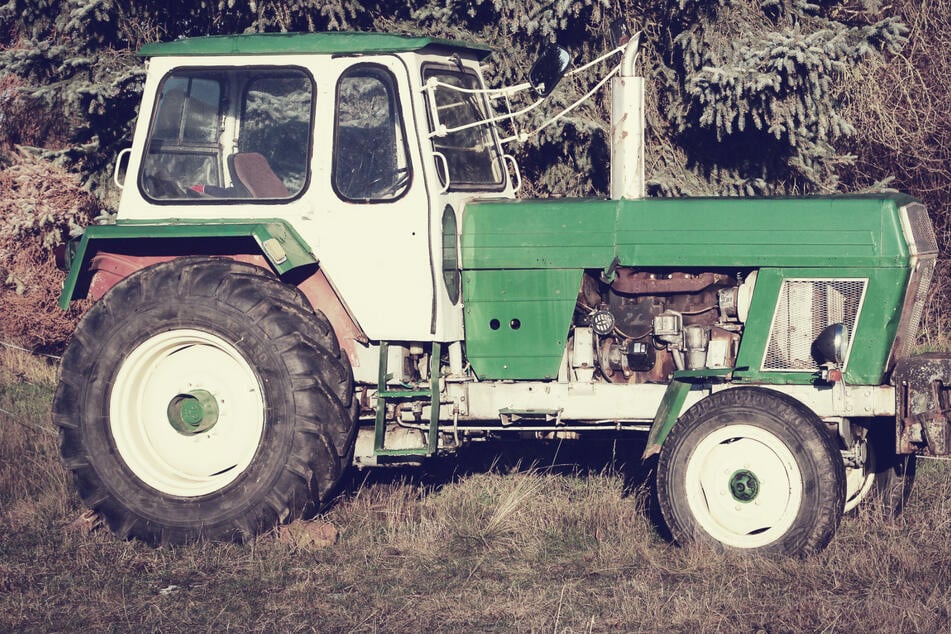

228,152,289,198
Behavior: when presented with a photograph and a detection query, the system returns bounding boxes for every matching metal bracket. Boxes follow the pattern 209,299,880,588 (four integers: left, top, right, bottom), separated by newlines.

893,353,951,456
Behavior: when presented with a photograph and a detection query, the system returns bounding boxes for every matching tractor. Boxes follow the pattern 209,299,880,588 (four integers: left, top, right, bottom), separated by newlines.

53,30,949,556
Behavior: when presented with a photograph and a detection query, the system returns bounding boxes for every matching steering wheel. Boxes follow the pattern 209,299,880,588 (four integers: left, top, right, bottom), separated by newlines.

373,167,410,199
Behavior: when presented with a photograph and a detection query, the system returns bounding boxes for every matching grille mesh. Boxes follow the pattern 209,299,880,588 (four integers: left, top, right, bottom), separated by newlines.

904,203,938,256
894,259,935,360
890,203,939,362
764,279,866,371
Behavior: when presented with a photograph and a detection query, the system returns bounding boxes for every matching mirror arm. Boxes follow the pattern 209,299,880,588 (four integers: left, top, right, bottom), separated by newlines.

426,94,547,140
513,64,620,142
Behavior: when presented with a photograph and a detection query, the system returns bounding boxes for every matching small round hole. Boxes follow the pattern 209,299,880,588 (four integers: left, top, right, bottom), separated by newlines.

510,319,521,330
489,319,501,330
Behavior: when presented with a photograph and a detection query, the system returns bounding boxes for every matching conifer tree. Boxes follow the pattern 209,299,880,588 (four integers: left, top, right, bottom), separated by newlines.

0,0,915,199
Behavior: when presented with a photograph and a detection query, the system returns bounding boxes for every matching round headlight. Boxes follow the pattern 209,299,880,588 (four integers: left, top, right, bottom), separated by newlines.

812,323,849,366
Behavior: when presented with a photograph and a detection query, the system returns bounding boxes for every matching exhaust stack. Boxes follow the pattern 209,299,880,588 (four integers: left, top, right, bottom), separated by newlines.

610,34,645,200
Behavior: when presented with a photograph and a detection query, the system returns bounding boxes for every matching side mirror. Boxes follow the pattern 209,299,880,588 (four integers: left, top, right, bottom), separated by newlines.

609,19,630,48
529,44,570,97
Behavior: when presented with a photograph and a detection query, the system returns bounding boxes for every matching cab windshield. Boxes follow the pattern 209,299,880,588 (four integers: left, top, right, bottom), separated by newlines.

422,66,504,191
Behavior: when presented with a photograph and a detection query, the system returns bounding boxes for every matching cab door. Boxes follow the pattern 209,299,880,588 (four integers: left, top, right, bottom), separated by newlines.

309,56,434,342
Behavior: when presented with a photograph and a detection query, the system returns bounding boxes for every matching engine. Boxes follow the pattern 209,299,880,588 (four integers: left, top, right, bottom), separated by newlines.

572,268,756,383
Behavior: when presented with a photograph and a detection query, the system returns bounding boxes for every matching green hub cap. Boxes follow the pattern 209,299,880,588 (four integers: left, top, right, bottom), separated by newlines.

729,469,760,503
167,389,220,435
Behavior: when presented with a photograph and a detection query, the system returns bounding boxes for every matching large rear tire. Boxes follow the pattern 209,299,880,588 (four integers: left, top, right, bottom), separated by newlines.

53,257,358,545
656,387,845,557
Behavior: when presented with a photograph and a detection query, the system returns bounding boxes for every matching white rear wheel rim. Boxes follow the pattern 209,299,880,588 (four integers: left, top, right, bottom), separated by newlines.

110,329,265,497
684,424,803,548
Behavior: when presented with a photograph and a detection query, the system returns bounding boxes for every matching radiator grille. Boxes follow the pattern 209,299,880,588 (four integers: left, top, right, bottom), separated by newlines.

890,202,939,362
902,202,938,256
763,279,866,371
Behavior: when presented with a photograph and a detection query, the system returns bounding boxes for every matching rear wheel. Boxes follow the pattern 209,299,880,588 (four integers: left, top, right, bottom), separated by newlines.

53,257,357,545
656,387,845,557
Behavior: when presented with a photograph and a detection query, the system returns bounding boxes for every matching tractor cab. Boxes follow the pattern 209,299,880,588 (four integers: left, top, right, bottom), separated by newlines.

102,33,518,358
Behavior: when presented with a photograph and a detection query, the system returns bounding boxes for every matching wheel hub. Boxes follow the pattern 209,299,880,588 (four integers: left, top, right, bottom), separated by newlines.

167,389,220,434
729,469,760,503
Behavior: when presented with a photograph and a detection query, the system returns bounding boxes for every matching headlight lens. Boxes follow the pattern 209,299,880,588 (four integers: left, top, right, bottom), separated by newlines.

812,323,849,366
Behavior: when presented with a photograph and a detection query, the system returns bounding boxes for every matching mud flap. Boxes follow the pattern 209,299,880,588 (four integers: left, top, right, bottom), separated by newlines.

641,368,734,460
893,353,951,456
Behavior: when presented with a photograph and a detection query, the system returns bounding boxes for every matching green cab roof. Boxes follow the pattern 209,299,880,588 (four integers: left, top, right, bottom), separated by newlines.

138,31,492,60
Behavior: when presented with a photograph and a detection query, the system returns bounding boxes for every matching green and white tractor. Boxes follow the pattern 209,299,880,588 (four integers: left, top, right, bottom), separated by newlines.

53,30,949,556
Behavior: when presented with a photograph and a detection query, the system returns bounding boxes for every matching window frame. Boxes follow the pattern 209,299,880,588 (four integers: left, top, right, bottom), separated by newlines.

331,62,414,205
420,62,506,193
138,65,317,205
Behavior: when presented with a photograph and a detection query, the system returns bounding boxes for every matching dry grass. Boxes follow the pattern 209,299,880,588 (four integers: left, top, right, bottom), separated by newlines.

2,347,951,632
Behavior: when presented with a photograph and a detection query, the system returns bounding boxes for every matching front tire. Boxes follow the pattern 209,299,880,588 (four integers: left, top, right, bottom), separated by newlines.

842,419,916,516
53,257,357,545
656,387,845,557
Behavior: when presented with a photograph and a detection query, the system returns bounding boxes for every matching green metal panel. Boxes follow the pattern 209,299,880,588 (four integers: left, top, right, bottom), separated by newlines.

613,196,910,268
139,32,491,60
463,268,581,379
460,199,616,270
462,194,914,271
733,267,909,385
58,218,316,309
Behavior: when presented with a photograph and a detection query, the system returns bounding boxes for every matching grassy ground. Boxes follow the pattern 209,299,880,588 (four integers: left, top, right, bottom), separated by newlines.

2,346,951,633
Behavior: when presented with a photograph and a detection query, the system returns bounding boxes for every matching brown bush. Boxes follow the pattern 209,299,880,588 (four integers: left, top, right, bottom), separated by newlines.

0,151,98,353
840,0,951,346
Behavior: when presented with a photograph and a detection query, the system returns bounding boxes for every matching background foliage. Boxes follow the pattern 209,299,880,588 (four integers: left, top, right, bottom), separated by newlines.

0,0,949,350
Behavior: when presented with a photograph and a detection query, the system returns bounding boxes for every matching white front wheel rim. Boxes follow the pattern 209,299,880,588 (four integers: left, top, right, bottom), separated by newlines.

684,424,804,549
843,435,875,513
110,329,265,497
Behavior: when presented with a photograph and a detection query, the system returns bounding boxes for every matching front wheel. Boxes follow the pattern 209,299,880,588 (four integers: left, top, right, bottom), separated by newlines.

841,419,916,516
656,387,845,557
53,257,358,545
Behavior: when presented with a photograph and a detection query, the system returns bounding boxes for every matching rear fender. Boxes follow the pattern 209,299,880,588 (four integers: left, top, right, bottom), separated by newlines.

59,219,316,309
59,219,368,365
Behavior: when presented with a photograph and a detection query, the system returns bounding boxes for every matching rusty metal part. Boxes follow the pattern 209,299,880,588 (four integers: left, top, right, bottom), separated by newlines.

87,251,368,367
88,252,177,301
893,353,951,455
295,266,370,365
611,270,731,295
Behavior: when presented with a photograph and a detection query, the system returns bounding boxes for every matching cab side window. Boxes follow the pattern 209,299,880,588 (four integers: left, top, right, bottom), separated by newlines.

240,75,312,196
333,65,411,202
141,67,314,202
142,75,222,198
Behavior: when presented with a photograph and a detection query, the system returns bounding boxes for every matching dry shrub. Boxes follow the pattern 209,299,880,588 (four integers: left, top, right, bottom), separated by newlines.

841,0,951,346
0,150,99,353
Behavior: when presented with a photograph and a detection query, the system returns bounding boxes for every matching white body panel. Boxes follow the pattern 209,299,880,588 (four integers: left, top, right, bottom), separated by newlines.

118,52,514,344
434,380,895,423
